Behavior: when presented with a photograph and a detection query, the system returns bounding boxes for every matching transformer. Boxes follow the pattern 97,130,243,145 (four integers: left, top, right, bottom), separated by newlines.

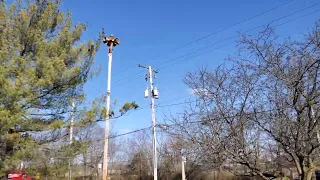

144,88,149,98
152,87,159,99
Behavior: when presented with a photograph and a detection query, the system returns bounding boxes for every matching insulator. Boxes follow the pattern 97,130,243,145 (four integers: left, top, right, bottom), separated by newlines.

145,74,148,81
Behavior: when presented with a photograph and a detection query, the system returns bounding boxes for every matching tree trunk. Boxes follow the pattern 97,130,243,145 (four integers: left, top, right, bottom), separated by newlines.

83,162,87,180
83,154,87,180
301,168,314,180
292,154,303,178
96,168,99,180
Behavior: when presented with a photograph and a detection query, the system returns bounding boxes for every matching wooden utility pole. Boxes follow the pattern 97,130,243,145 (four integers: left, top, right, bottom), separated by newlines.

139,64,159,180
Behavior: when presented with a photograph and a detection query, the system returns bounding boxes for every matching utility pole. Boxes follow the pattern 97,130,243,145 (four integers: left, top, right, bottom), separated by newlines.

102,30,120,180
181,156,186,180
68,99,75,180
139,64,159,180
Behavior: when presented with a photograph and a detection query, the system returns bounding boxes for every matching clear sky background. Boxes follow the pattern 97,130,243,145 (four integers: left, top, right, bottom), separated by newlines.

57,0,320,135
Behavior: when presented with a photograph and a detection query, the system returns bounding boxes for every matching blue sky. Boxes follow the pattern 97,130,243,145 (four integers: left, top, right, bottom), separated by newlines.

57,0,320,134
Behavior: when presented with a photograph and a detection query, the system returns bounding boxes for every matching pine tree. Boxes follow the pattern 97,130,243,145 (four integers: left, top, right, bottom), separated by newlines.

0,0,101,175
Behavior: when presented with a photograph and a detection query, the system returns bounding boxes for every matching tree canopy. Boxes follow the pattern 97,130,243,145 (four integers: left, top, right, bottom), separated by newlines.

0,0,101,175
167,22,320,180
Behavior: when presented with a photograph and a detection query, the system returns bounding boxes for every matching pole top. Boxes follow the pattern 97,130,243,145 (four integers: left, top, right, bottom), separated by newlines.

102,32,120,54
138,64,158,73
102,34,120,46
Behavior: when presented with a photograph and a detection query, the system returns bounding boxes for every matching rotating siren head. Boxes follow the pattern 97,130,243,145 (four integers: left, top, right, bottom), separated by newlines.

106,35,114,47
102,34,118,46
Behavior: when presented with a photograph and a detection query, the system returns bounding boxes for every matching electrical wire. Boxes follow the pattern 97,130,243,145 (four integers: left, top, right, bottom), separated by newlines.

82,127,152,143
39,108,281,148
87,5,320,143
115,95,194,115
156,100,196,108
111,0,296,77
113,70,145,87
160,8,320,69
85,108,278,143
159,109,279,129
108,126,152,139
111,5,320,88
98,96,193,120
101,8,320,140
156,95,193,106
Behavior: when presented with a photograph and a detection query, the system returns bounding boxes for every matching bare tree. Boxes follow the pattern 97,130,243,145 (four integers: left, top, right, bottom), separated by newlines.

76,124,119,179
166,21,320,180
237,23,320,180
157,137,187,180
168,64,268,178
124,130,153,179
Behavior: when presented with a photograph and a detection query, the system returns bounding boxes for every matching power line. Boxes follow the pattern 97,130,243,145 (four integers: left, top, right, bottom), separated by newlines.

101,7,320,134
156,100,196,108
158,0,296,53
156,3,319,69
113,70,145,86
86,108,280,143
111,5,320,88
109,126,152,139
158,109,278,129
113,74,143,88
101,96,193,119
117,95,194,113
156,95,193,106
158,7,320,70
85,127,152,143
107,5,320,121
112,4,320,87
111,0,296,77
90,7,320,144
42,108,274,146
